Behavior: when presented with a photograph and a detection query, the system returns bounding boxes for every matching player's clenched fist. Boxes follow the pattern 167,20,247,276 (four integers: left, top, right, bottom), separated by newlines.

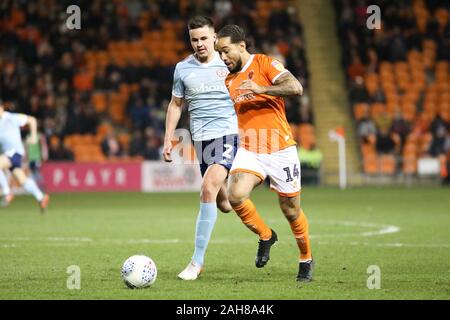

163,141,173,162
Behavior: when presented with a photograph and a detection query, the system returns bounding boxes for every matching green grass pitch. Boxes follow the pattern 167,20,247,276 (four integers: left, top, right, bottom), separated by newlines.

0,187,449,299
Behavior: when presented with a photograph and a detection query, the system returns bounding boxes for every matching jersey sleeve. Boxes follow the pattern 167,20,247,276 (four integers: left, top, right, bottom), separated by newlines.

261,55,290,84
8,113,28,127
171,65,184,98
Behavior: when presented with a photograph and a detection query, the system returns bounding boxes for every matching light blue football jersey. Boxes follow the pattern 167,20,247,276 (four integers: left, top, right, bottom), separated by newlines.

172,52,238,141
0,112,27,156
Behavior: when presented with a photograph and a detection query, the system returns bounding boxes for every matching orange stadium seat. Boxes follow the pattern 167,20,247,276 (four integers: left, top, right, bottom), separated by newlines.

402,156,417,174
403,142,418,158
370,103,386,118
353,103,369,120
361,143,376,157
363,154,378,175
92,92,107,113
379,154,397,175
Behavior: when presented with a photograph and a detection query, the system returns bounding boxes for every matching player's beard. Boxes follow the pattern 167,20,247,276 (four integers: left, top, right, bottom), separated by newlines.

231,58,243,73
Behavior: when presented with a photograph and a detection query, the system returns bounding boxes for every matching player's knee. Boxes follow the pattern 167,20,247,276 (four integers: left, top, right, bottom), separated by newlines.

200,181,220,202
12,169,27,186
228,189,248,208
279,199,300,221
0,156,12,170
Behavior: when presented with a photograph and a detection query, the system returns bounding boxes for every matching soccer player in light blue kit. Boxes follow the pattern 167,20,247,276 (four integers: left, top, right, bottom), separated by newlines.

163,16,239,280
0,102,49,212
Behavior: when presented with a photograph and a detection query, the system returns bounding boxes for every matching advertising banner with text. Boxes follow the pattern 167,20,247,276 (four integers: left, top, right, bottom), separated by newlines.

42,162,142,192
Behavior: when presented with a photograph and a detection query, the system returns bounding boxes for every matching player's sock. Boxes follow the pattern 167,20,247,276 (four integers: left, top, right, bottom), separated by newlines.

233,199,272,240
23,178,44,202
289,209,312,262
0,171,10,195
192,202,217,266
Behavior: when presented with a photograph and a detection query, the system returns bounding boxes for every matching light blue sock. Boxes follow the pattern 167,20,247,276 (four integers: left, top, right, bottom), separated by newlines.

0,171,10,195
23,178,44,201
192,202,217,266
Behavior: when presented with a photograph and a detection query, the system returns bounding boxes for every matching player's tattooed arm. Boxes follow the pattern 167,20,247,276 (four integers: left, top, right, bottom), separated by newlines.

264,71,303,97
237,71,303,97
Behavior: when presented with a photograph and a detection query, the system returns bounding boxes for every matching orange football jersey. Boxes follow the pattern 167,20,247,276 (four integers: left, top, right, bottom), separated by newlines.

225,54,296,153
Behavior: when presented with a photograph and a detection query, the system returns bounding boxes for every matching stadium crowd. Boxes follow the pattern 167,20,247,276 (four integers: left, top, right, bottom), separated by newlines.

0,0,312,162
335,0,450,177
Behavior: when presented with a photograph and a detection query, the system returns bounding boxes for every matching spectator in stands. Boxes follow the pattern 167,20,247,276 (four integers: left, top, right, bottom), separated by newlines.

101,133,122,158
429,114,449,157
349,76,369,105
0,0,310,163
365,48,378,74
389,27,408,62
357,112,377,144
48,136,74,161
376,130,396,154
391,110,411,149
129,97,150,130
94,68,112,91
347,55,365,81
143,138,161,161
374,110,393,136
129,129,145,157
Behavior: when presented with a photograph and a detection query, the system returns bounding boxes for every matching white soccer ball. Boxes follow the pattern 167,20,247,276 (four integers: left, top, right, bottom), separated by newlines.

121,255,157,289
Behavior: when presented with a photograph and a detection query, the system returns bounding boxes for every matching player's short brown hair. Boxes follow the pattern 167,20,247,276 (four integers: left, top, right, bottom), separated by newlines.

188,16,214,30
217,24,252,49
217,25,246,43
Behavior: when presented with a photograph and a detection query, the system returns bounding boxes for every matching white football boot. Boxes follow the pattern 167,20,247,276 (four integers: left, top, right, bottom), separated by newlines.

177,261,203,280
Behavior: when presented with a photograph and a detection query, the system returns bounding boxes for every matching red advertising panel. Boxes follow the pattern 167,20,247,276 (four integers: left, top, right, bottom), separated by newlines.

42,162,141,192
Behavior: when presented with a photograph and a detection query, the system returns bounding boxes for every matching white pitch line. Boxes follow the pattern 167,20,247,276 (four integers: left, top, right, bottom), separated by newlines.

1,244,16,248
47,237,93,242
308,220,400,239
0,220,402,246
316,241,450,249
1,240,449,249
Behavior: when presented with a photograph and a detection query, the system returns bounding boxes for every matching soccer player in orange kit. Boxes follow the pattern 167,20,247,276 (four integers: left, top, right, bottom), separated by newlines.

216,25,313,282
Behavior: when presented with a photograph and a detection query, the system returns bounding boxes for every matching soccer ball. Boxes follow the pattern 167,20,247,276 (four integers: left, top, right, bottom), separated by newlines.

121,255,157,289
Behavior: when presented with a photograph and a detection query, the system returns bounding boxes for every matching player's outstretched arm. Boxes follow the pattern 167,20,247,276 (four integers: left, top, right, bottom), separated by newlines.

163,95,184,162
26,115,38,144
238,71,303,97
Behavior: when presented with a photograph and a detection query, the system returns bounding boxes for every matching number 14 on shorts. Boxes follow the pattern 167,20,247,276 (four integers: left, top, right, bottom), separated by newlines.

283,164,299,182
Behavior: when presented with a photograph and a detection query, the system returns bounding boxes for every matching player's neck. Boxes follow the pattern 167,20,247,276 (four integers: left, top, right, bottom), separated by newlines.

239,52,252,70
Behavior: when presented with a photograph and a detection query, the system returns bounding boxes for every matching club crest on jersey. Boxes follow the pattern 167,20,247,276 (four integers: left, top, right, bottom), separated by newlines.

271,60,285,71
216,68,228,78
248,70,254,79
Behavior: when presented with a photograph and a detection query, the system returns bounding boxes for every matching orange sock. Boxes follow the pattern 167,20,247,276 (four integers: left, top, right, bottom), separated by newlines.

289,209,312,261
233,199,272,240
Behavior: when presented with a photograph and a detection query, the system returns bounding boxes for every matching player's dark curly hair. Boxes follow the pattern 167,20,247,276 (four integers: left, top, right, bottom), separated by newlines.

188,16,214,30
217,24,252,49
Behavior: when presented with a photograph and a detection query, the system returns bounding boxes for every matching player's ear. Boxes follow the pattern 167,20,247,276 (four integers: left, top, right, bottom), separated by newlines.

239,41,246,52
